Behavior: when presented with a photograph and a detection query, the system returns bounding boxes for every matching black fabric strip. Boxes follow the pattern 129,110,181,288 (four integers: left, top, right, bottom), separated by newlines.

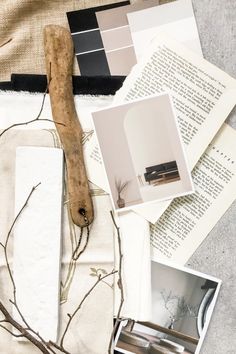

11,74,47,93
67,1,130,33
0,81,12,90
9,74,125,95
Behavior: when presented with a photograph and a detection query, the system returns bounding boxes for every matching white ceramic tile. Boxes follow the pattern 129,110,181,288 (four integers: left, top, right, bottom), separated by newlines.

13,147,64,341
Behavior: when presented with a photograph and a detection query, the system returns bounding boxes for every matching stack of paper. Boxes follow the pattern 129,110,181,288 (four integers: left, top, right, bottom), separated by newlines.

67,1,236,352
65,1,236,353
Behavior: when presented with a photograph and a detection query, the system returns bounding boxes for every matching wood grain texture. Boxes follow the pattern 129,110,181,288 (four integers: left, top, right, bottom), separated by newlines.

44,25,93,227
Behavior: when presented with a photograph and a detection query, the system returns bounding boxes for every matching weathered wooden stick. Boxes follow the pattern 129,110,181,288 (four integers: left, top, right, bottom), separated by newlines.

44,25,93,227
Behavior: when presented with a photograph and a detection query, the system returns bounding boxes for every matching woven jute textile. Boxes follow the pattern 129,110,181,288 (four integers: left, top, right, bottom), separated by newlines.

0,0,124,80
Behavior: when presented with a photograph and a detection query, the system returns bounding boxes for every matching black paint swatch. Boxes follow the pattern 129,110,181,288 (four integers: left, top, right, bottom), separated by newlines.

77,50,110,76
73,29,104,54
67,1,130,33
67,1,130,76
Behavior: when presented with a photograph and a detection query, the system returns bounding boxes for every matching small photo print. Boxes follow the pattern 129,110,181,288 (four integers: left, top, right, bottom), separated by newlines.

92,93,194,211
114,260,221,354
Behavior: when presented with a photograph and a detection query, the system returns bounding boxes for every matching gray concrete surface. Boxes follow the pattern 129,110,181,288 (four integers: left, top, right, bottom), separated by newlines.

187,1,236,353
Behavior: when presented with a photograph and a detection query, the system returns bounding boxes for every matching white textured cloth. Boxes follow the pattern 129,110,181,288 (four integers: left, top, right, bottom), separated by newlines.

0,93,114,354
0,92,151,353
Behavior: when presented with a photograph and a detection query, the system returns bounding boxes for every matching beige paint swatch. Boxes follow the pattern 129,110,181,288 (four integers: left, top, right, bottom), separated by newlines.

96,0,159,75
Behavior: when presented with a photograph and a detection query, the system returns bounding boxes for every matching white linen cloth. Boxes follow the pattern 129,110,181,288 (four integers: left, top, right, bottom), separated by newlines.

0,92,151,353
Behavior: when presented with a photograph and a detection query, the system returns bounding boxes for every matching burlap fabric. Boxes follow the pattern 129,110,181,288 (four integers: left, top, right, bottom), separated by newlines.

0,0,125,80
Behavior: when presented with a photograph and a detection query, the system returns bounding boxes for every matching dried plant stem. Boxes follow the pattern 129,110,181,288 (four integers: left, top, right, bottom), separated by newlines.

2,183,41,298
72,226,84,260
60,180,77,303
72,226,90,261
0,38,12,48
0,185,117,353
48,341,71,354
0,135,115,353
0,183,71,354
61,211,90,303
108,211,124,354
60,269,118,349
0,76,65,140
0,183,52,353
0,301,51,354
0,323,24,338
60,258,76,304
2,183,47,343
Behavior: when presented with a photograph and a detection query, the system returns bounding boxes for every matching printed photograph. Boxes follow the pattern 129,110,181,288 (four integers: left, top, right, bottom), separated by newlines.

114,260,221,354
92,93,194,211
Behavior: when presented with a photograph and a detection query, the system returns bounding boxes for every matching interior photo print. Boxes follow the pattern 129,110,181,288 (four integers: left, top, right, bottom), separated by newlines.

92,93,194,211
114,260,221,354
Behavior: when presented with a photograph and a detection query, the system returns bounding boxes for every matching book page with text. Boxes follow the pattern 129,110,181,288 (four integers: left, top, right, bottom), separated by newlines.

151,123,236,264
114,33,236,222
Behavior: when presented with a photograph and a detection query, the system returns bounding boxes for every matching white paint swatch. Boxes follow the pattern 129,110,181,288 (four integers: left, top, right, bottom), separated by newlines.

128,0,203,60
13,147,64,341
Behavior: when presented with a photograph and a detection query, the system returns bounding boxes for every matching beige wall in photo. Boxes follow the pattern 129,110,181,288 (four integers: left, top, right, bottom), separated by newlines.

125,94,193,202
93,104,143,208
93,94,193,210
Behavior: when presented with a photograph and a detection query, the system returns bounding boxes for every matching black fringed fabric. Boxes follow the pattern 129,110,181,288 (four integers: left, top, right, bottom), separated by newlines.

2,74,125,95
0,81,12,91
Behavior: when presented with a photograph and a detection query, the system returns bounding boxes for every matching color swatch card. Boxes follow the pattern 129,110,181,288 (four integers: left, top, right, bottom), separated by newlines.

67,1,130,76
95,0,158,75
127,0,203,60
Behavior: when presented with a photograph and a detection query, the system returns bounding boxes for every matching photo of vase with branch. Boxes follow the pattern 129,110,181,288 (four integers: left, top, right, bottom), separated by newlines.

115,179,130,208
160,290,198,330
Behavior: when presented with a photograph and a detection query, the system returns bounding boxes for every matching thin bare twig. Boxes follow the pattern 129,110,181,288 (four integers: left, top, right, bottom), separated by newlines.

0,182,53,353
60,269,118,349
61,220,90,302
60,179,78,303
0,182,69,354
4,182,41,298
90,268,114,289
0,118,66,139
0,38,12,48
108,211,124,354
0,186,117,354
72,226,90,261
3,183,49,346
0,301,51,354
0,60,107,354
0,324,24,338
0,184,118,354
48,341,71,354
72,226,84,260
0,68,65,139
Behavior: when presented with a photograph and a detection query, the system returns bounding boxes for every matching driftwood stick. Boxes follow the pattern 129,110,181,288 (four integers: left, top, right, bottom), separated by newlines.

44,25,93,227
